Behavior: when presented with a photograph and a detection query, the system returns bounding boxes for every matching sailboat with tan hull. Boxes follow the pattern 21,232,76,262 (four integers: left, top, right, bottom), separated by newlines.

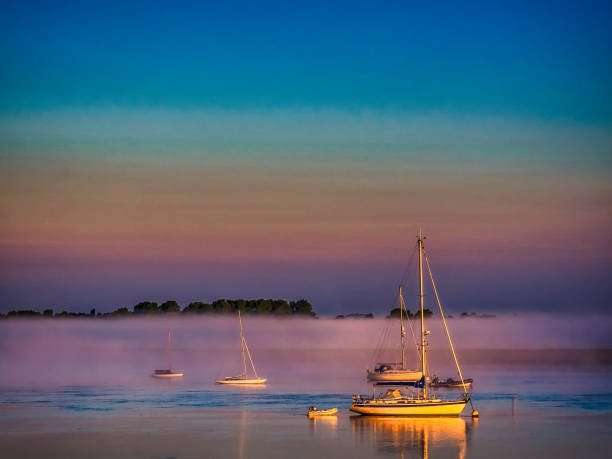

216,311,266,385
351,229,471,416
152,328,184,378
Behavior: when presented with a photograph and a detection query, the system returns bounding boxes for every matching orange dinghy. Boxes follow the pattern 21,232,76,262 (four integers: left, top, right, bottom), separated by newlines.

307,406,338,417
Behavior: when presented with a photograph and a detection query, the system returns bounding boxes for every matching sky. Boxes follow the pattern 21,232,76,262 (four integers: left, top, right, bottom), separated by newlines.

0,0,611,315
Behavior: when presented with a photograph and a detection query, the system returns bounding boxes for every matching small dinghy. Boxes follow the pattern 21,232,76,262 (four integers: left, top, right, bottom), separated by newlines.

152,328,184,378
307,406,338,417
430,376,473,389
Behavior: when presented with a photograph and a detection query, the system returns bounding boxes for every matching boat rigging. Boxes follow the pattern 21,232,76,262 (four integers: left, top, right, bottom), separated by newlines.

216,310,267,385
351,229,475,416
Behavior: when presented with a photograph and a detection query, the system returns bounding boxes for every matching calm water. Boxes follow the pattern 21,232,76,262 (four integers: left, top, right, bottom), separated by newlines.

1,319,611,458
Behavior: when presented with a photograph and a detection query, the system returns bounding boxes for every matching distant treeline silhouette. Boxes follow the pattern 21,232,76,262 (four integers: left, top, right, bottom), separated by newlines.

0,298,316,319
335,313,374,319
387,307,434,319
386,308,495,319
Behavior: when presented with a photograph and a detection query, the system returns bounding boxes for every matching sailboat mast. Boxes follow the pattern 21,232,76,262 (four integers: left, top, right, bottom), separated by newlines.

167,328,172,370
239,310,247,377
418,228,427,398
399,285,406,369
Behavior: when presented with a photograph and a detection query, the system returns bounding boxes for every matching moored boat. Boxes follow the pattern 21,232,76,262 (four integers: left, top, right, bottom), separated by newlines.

153,368,184,378
351,229,473,416
350,390,468,416
366,286,422,384
216,376,267,385
430,376,473,389
215,310,267,385
367,365,423,384
152,328,184,378
307,406,338,417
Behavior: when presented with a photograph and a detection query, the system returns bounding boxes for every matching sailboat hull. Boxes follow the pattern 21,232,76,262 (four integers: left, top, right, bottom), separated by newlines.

215,378,267,385
152,372,184,378
350,399,467,416
152,329,184,378
367,370,423,382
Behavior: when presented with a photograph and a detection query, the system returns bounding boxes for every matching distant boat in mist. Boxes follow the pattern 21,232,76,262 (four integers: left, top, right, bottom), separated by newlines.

152,328,184,378
216,310,267,385
366,285,423,384
430,376,473,389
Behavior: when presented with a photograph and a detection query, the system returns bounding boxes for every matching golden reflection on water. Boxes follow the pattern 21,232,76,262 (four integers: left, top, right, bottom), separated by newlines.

351,416,472,459
308,414,339,440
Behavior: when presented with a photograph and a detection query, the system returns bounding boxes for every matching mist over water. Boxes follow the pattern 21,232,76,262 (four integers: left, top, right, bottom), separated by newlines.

1,314,611,459
0,314,610,388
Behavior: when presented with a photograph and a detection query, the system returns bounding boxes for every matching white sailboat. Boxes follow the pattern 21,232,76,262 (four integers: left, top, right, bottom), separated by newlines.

366,285,422,384
351,229,472,416
216,310,267,385
152,328,184,378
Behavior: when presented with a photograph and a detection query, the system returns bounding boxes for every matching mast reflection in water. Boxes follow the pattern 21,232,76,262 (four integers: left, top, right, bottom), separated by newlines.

351,416,474,459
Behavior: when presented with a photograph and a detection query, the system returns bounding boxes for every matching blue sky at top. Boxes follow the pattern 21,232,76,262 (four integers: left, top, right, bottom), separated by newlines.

1,0,611,123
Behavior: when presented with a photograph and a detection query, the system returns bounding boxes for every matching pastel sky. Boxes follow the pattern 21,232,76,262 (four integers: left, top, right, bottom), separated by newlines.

0,1,610,314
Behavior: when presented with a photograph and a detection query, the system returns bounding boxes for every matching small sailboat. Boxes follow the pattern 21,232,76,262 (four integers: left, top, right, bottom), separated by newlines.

351,229,471,416
216,310,267,385
366,285,422,384
152,328,184,378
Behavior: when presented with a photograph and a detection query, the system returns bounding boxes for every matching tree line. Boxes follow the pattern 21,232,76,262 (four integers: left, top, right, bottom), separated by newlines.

0,298,316,319
387,308,496,319
387,307,433,319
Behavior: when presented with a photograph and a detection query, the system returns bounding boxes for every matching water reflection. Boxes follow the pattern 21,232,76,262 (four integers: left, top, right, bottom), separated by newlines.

351,416,472,459
238,409,247,459
308,415,338,440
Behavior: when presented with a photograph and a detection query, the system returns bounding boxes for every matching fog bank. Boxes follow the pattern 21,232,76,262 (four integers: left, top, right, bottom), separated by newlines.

1,314,610,387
